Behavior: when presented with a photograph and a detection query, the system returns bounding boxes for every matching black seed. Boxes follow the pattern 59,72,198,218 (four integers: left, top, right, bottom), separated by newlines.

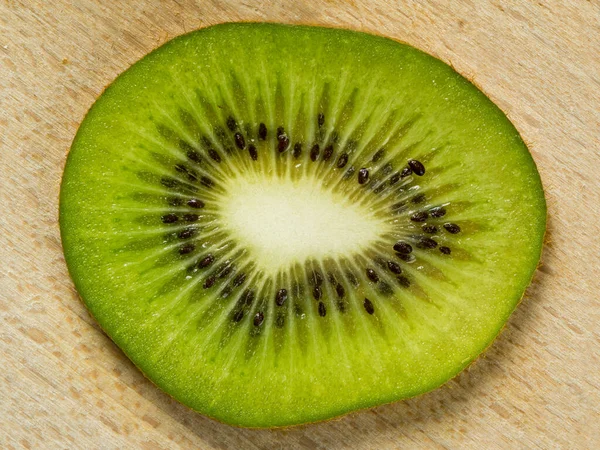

411,211,429,222
430,207,446,218
187,198,204,209
178,228,196,239
275,289,288,306
444,223,461,234
372,148,384,162
248,144,258,161
397,276,411,288
187,149,202,163
277,126,285,138
393,241,413,254
363,298,375,315
337,301,347,313
293,142,302,158
416,237,438,249
400,166,412,178
422,224,439,234
220,286,233,298
161,177,177,189
336,153,348,168
387,261,402,274
440,246,452,255
208,149,221,163
161,213,178,224
358,168,369,184
313,285,322,301
408,159,425,176
203,276,216,289
226,116,237,131
168,197,182,206
366,268,379,283
183,213,199,222
198,254,214,268
318,301,326,317
318,113,325,128
390,172,401,185
233,310,244,322
201,176,213,188
234,132,245,150
311,271,323,286
258,123,267,140
233,273,246,286
276,314,285,328
278,134,289,152
179,243,195,255
412,193,426,204
335,283,345,299
310,144,320,161
244,289,255,306
396,253,416,262
253,312,264,327
323,145,334,161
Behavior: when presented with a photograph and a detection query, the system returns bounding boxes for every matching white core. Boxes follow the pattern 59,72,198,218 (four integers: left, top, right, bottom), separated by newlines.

220,175,388,275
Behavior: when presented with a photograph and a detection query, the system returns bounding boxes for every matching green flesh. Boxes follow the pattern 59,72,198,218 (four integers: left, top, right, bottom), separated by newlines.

59,23,546,428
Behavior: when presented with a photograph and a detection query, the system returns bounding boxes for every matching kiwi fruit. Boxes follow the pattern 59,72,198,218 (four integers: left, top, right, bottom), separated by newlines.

59,23,546,428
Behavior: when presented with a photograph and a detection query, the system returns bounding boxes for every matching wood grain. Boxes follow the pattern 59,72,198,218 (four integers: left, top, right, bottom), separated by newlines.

1,1,599,448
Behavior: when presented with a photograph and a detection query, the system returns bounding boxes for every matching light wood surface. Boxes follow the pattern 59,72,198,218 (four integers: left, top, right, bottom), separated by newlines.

2,1,599,448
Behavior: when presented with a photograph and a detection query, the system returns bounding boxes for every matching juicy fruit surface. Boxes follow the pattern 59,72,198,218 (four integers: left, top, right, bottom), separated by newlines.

59,23,546,427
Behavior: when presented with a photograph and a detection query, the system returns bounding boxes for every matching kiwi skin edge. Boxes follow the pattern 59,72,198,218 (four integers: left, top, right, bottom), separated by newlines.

59,22,547,429
68,249,545,431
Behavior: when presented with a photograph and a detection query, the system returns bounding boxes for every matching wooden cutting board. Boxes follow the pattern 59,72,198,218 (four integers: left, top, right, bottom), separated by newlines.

2,1,599,448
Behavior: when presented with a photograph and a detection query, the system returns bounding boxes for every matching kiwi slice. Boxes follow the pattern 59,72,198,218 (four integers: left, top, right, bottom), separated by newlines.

59,23,546,428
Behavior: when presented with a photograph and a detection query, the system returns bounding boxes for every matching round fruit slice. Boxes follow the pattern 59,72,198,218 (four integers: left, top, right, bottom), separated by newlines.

59,23,546,428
